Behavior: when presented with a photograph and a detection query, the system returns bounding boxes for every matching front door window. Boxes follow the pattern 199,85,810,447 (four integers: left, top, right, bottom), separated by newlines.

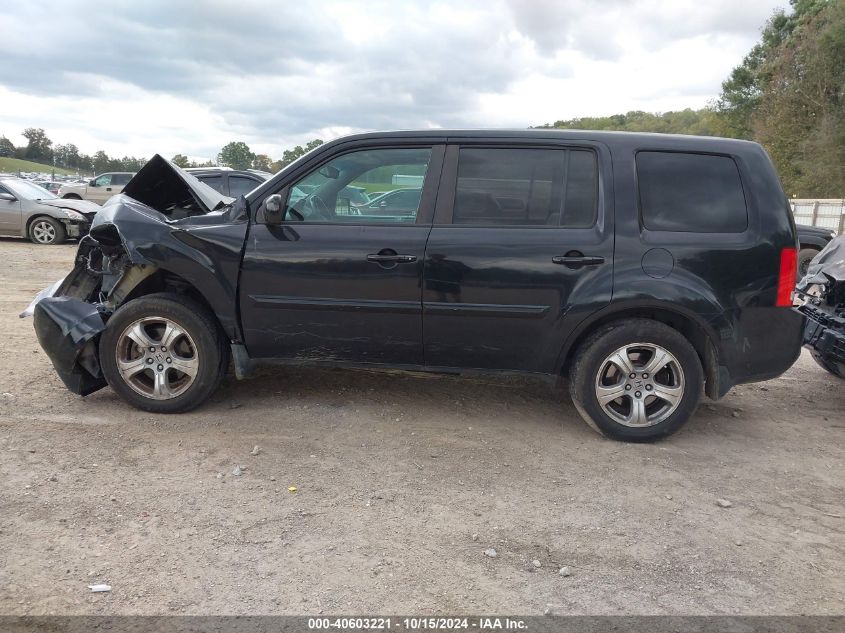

285,148,432,223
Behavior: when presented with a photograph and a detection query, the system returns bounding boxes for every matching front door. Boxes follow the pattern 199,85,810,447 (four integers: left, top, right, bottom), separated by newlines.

0,184,22,234
423,142,615,373
239,145,444,366
88,174,113,204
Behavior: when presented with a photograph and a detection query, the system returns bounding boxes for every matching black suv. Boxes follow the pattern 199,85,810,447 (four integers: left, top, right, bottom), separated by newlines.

27,132,803,441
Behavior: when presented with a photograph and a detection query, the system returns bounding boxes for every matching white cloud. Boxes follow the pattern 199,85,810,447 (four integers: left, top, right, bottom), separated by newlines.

0,0,785,161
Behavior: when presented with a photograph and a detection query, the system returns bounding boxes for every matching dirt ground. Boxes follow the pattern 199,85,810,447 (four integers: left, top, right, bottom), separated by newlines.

0,237,842,616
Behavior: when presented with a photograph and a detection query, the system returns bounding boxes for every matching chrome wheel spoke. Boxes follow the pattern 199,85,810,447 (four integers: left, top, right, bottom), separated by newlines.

597,381,628,405
117,356,148,379
627,397,649,426
160,323,184,349
652,383,682,407
643,348,670,375
152,370,173,398
169,354,198,378
607,350,634,375
126,322,157,349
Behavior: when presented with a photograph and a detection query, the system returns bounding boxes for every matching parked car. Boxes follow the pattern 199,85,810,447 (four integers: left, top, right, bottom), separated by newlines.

58,172,136,204
184,167,270,198
796,224,837,280
34,181,63,195
26,130,803,441
795,235,845,379
360,188,421,216
0,177,100,244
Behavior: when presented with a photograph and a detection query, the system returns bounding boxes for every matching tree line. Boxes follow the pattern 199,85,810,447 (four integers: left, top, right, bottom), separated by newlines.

0,128,324,176
537,0,844,198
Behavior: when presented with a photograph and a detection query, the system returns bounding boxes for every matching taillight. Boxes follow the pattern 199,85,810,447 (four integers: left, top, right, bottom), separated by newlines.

776,247,797,306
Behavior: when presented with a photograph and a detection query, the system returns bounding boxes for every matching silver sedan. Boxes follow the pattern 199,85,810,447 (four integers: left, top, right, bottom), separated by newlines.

0,177,100,245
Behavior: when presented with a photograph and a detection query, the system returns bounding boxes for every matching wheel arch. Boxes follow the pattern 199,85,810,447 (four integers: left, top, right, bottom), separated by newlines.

112,267,233,344
557,302,723,399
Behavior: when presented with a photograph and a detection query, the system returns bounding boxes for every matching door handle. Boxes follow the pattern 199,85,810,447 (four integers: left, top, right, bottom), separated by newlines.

106,187,112,191
552,255,605,267
367,254,417,264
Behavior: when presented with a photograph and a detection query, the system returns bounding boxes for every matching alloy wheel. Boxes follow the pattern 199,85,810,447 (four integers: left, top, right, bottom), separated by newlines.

115,317,199,400
594,343,685,427
32,220,57,244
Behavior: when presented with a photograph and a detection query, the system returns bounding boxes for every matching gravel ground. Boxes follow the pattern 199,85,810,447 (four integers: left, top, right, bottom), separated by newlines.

0,238,842,615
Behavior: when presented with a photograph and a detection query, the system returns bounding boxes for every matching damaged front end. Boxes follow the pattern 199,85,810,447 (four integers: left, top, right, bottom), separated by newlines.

795,234,845,378
22,154,246,396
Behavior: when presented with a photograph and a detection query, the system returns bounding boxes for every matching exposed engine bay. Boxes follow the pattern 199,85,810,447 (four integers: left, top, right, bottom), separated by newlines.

21,155,247,395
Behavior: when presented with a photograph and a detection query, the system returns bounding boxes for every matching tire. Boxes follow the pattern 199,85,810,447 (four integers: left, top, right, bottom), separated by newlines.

569,319,704,442
797,247,819,281
28,216,66,245
99,293,229,413
810,351,845,379
62,194,82,200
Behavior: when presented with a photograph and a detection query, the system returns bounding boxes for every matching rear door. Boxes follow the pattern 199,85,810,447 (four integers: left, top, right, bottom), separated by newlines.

239,143,445,366
423,140,614,372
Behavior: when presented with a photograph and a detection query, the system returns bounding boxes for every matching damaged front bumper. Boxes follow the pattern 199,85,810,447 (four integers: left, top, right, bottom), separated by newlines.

795,235,845,376
22,153,241,397
32,295,108,395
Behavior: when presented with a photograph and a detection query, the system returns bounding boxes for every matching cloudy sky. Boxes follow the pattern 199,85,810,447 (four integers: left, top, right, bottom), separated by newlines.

0,0,784,162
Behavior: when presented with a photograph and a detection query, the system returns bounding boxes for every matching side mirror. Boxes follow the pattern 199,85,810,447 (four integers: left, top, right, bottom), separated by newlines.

89,179,97,187
264,193,284,225
0,192,17,202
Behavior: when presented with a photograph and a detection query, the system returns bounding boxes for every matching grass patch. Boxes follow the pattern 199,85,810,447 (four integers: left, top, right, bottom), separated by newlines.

0,157,78,176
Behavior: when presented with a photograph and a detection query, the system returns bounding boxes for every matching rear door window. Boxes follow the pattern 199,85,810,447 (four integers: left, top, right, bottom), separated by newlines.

637,151,748,233
452,147,597,227
197,175,225,194
229,175,259,198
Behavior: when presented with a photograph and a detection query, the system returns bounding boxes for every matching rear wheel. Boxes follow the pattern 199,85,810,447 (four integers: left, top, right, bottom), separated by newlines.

99,293,228,412
28,216,66,245
569,319,703,441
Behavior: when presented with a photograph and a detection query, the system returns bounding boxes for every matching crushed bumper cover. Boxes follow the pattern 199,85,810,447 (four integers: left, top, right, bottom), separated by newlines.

33,296,108,395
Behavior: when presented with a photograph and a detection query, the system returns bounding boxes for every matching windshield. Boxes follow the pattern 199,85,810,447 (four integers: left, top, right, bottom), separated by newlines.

4,179,58,200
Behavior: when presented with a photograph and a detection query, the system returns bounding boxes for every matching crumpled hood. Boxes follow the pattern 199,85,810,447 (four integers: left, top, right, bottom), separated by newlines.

798,234,845,288
122,154,233,217
38,197,101,218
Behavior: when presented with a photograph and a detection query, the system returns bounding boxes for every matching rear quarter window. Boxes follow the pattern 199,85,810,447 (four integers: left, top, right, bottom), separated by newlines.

637,151,748,233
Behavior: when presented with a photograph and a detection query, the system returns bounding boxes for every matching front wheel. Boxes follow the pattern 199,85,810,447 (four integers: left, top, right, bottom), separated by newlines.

569,319,703,441
29,216,66,245
99,293,229,412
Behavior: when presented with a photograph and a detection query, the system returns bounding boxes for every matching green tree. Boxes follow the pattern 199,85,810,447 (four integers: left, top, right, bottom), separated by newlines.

251,154,272,171
93,150,110,174
171,154,190,168
22,127,52,162
278,139,323,168
218,141,255,170
0,135,14,157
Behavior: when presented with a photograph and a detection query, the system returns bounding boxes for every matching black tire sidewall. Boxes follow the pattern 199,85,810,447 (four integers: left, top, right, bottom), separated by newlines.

570,320,704,441
797,248,819,280
810,351,845,379
100,294,226,413
29,216,66,245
